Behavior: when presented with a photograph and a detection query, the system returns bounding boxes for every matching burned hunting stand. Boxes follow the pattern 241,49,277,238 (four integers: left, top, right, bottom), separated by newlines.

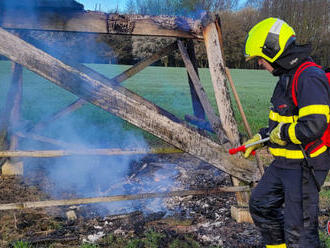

0,2,262,223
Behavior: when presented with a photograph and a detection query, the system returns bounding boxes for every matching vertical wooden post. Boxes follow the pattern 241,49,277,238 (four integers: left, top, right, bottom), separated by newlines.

185,39,205,120
203,21,240,146
203,17,252,222
1,63,23,176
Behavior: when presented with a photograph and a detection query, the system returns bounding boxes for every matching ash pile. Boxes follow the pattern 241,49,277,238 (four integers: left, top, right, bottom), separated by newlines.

0,153,263,247
56,153,262,247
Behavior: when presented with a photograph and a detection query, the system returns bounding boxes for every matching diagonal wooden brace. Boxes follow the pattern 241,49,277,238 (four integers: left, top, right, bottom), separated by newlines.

178,40,227,144
26,41,178,133
0,27,259,182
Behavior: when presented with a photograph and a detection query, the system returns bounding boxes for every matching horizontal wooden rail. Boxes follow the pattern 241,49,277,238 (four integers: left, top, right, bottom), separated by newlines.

1,11,203,38
0,147,183,158
0,186,250,210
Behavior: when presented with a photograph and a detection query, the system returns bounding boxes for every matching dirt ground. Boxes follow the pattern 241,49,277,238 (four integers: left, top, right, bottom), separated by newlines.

0,152,329,248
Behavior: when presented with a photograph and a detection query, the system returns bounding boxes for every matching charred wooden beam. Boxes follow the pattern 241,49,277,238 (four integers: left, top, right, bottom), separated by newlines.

0,186,250,210
184,39,205,120
203,18,240,146
0,148,183,157
202,16,254,208
0,27,259,182
0,11,203,38
178,40,226,144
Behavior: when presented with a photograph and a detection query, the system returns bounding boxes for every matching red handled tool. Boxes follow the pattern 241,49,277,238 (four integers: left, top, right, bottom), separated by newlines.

229,137,270,155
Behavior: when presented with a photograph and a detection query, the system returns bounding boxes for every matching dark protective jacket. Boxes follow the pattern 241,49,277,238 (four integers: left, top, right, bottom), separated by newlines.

249,45,330,247
259,56,330,170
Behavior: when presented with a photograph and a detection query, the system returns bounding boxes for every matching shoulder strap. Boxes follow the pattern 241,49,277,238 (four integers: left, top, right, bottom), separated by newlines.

326,69,330,83
291,62,322,106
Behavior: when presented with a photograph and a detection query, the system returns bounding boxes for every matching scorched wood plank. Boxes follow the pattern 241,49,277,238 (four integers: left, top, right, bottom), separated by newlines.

0,11,203,38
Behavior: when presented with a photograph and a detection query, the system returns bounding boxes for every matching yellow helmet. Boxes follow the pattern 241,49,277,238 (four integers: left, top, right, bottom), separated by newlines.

244,17,296,63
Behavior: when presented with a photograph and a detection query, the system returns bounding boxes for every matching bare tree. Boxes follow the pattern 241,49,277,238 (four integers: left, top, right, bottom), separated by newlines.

259,0,329,66
125,0,136,14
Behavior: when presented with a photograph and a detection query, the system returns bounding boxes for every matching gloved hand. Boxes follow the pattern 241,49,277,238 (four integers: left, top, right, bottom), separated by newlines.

243,134,263,158
270,123,287,146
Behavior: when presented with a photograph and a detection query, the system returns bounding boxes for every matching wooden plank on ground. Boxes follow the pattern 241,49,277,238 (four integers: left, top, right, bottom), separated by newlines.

0,27,259,182
0,186,250,210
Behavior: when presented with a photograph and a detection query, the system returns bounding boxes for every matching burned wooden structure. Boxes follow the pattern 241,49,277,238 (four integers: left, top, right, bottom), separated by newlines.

0,1,261,223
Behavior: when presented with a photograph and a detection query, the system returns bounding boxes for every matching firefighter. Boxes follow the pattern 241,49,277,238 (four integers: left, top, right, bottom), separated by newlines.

243,17,330,248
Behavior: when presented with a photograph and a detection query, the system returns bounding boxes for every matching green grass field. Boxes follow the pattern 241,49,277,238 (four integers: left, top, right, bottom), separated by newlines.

0,61,277,147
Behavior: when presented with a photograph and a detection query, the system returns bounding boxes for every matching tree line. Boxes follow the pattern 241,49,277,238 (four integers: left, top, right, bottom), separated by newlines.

121,0,330,68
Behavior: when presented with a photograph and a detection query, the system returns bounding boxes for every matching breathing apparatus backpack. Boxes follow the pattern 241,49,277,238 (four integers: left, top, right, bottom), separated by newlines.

291,61,330,147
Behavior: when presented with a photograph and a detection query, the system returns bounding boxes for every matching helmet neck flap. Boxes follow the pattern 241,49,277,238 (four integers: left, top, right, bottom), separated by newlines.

271,43,312,76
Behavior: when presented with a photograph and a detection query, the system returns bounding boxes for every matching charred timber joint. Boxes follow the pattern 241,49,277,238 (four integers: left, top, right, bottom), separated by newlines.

107,15,135,33
201,12,218,29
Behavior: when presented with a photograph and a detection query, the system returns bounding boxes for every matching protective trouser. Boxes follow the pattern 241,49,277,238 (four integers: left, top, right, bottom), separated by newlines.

249,162,329,248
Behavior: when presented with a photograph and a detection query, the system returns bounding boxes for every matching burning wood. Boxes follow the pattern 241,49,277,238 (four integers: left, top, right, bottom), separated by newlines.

0,186,250,211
